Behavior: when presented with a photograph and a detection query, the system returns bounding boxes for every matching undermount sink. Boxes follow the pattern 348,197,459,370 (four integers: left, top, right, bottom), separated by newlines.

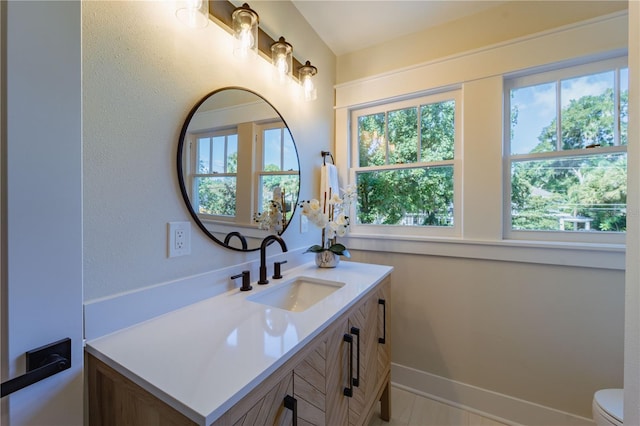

247,276,345,312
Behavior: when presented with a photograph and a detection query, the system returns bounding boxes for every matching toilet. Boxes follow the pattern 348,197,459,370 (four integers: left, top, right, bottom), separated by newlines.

593,389,623,426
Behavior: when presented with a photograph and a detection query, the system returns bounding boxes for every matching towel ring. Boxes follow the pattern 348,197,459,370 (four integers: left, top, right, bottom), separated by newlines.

321,151,334,165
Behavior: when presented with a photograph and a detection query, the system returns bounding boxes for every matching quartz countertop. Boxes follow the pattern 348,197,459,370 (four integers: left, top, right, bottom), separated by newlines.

85,260,392,425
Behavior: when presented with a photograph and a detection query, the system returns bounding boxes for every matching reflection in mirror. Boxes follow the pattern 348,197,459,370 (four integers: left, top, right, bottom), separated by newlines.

178,87,300,251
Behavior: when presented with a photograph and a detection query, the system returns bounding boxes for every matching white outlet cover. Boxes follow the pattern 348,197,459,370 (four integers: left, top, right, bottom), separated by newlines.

168,222,191,257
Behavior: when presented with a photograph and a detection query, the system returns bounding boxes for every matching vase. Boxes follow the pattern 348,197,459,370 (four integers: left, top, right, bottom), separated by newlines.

315,251,340,268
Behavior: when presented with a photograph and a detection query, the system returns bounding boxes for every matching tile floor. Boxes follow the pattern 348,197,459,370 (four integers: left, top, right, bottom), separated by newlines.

369,386,509,426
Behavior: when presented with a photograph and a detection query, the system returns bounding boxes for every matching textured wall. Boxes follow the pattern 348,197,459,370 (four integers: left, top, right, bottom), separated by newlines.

82,1,335,300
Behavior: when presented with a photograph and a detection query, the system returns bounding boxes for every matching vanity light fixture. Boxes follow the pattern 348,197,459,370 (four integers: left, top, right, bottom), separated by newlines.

271,36,293,84
175,0,209,29
298,61,318,101
201,0,319,100
231,3,259,59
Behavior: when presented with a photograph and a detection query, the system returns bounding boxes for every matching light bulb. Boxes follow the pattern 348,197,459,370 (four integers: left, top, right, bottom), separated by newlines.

302,75,316,101
176,0,208,28
240,27,253,49
276,55,289,77
271,37,292,84
298,61,318,101
232,4,259,59
235,26,254,58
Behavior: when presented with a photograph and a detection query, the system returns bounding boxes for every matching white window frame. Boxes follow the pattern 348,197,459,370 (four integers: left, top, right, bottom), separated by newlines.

348,89,463,239
334,14,627,269
503,56,628,244
254,121,299,214
190,127,239,222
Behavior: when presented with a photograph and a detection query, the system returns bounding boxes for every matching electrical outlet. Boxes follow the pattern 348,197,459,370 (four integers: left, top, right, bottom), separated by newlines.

300,215,308,233
168,222,191,257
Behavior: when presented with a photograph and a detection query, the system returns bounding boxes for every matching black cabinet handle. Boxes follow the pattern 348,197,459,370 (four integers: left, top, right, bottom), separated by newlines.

343,333,353,397
350,327,360,387
284,394,297,426
378,299,387,344
1,338,71,398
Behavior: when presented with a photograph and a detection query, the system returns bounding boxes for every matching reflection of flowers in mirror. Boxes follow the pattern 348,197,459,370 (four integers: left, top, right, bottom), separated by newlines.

254,187,285,233
300,185,356,257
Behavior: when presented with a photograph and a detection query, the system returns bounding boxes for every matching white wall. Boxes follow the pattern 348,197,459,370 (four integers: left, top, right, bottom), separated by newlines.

336,6,628,421
82,1,335,301
624,1,640,424
352,251,624,420
336,0,627,84
2,1,83,424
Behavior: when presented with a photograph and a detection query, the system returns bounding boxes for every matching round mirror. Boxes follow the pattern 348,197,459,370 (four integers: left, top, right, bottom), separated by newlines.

177,87,300,251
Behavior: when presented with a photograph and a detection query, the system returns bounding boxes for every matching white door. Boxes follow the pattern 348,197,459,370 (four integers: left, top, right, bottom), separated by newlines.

1,1,83,425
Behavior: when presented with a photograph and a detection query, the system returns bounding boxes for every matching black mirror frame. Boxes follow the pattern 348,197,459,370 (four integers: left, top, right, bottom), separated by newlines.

176,86,300,252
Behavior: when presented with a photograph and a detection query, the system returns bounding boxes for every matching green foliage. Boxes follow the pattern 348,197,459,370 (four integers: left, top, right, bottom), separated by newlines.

260,161,299,220
198,177,236,216
358,113,385,167
196,150,239,216
511,87,628,232
356,101,456,227
304,243,351,258
355,75,627,233
421,101,455,161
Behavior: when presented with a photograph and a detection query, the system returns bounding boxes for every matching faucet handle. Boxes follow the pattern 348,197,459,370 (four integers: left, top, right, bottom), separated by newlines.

272,260,288,279
231,270,252,292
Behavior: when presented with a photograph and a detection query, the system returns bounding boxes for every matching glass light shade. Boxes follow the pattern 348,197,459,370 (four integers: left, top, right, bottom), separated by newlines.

232,3,259,59
299,61,318,101
176,0,209,28
271,37,293,84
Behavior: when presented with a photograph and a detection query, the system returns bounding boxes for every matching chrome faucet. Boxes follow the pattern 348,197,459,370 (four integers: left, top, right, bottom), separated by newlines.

258,235,288,285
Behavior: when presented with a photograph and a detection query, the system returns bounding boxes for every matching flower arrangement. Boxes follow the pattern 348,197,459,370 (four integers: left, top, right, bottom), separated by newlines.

253,187,286,233
300,184,356,258
253,199,284,233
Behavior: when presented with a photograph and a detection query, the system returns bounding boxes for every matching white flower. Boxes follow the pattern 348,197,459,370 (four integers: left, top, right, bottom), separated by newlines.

309,199,321,212
328,193,342,205
342,184,357,200
334,213,348,226
299,186,357,249
313,212,329,228
254,199,284,232
326,223,337,239
335,224,348,237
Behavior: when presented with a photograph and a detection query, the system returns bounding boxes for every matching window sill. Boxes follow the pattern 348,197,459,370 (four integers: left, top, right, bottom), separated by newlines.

342,233,625,270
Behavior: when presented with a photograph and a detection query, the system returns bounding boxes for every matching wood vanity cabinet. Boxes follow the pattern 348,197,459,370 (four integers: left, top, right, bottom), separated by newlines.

325,277,391,426
219,275,391,426
87,276,391,426
87,357,198,426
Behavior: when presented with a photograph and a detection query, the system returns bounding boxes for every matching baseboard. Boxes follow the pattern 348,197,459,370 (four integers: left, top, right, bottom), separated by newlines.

391,363,595,426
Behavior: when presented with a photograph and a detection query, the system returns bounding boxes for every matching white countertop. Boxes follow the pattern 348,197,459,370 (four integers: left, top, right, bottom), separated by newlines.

85,260,392,425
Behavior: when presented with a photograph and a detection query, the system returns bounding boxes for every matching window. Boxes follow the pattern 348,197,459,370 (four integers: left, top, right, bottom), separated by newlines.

350,90,461,237
256,122,299,222
193,129,238,217
505,57,628,242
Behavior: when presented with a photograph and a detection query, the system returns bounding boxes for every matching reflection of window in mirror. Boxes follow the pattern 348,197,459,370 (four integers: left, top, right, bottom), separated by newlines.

192,128,239,218
186,118,298,231
256,122,300,225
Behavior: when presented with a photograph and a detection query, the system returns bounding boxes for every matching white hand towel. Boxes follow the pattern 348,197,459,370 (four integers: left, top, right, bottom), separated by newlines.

320,163,340,199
